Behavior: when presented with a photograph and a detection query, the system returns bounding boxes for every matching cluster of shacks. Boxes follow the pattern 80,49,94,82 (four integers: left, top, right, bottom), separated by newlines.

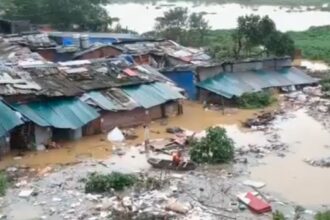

0,29,317,154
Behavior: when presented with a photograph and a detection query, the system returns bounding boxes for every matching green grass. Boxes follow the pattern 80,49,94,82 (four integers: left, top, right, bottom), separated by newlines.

0,173,8,196
85,172,137,193
204,26,330,63
288,26,330,63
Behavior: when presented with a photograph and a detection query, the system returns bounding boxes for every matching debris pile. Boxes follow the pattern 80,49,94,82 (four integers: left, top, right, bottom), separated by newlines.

243,111,281,129
304,157,330,168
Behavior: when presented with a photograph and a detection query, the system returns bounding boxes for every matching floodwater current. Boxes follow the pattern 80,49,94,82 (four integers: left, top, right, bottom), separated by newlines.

250,109,330,207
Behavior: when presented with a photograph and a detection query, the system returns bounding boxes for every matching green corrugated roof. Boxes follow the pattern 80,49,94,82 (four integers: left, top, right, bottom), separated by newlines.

197,67,318,98
13,99,99,129
0,101,23,137
123,82,184,109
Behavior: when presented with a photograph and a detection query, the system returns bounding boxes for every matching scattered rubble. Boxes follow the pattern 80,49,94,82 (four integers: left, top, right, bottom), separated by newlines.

243,111,283,129
304,157,330,168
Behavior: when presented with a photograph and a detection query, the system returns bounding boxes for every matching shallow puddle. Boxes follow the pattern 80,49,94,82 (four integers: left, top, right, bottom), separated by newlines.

250,109,330,207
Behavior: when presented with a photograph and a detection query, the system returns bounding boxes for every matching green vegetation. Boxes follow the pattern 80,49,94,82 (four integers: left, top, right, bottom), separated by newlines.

154,7,210,46
206,25,330,63
321,77,330,92
206,15,295,60
1,0,112,31
288,26,330,63
85,172,137,193
111,0,329,7
190,127,235,164
273,210,286,220
315,211,330,220
237,91,275,109
0,173,8,196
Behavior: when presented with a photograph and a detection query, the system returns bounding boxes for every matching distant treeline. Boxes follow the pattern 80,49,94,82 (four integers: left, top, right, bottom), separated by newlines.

109,0,329,6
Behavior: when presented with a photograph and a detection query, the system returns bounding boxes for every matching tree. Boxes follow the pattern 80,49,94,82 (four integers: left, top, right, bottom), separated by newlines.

229,14,294,58
264,31,295,56
155,7,210,46
2,0,112,31
190,127,235,164
188,12,210,46
155,7,189,43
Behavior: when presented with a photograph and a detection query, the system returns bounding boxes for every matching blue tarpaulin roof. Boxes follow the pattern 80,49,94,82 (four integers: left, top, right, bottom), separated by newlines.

13,99,99,129
0,101,23,137
122,82,184,108
197,67,318,98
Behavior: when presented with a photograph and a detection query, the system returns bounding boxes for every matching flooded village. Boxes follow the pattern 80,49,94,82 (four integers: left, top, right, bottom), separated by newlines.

0,2,330,220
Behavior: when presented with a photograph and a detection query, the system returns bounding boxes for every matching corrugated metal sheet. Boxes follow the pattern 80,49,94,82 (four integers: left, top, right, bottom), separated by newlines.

197,67,318,98
82,91,123,111
13,99,99,129
0,101,23,137
122,82,184,109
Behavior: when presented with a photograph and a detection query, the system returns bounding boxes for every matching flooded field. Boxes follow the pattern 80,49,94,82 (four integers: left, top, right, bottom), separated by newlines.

106,2,330,32
251,109,330,207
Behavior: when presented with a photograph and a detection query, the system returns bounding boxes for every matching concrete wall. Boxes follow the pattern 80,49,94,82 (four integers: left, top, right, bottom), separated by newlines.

224,58,292,72
196,65,223,81
232,61,263,72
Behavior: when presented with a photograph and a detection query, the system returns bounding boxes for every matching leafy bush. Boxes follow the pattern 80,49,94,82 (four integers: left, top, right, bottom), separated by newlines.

85,172,137,193
273,210,286,220
321,78,330,92
237,91,275,109
315,210,330,220
0,173,7,196
190,127,235,164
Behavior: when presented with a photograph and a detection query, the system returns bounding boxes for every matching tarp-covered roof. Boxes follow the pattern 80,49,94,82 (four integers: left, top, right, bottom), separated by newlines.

0,101,23,137
197,67,318,98
13,99,99,129
122,82,185,109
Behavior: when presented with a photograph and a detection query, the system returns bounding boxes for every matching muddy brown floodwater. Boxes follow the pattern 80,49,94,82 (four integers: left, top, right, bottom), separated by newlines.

251,109,330,207
0,101,277,169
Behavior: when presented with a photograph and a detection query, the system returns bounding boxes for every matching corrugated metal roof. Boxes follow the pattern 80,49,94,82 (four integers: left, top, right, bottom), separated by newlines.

81,91,123,111
0,101,23,137
13,99,99,129
48,32,142,40
197,67,318,98
122,82,184,108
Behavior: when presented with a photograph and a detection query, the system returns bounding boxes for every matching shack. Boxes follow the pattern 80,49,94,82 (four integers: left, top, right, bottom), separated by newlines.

197,58,318,105
0,101,23,154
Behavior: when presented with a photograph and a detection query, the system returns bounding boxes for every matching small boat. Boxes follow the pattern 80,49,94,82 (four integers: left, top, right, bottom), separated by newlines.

147,158,196,171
